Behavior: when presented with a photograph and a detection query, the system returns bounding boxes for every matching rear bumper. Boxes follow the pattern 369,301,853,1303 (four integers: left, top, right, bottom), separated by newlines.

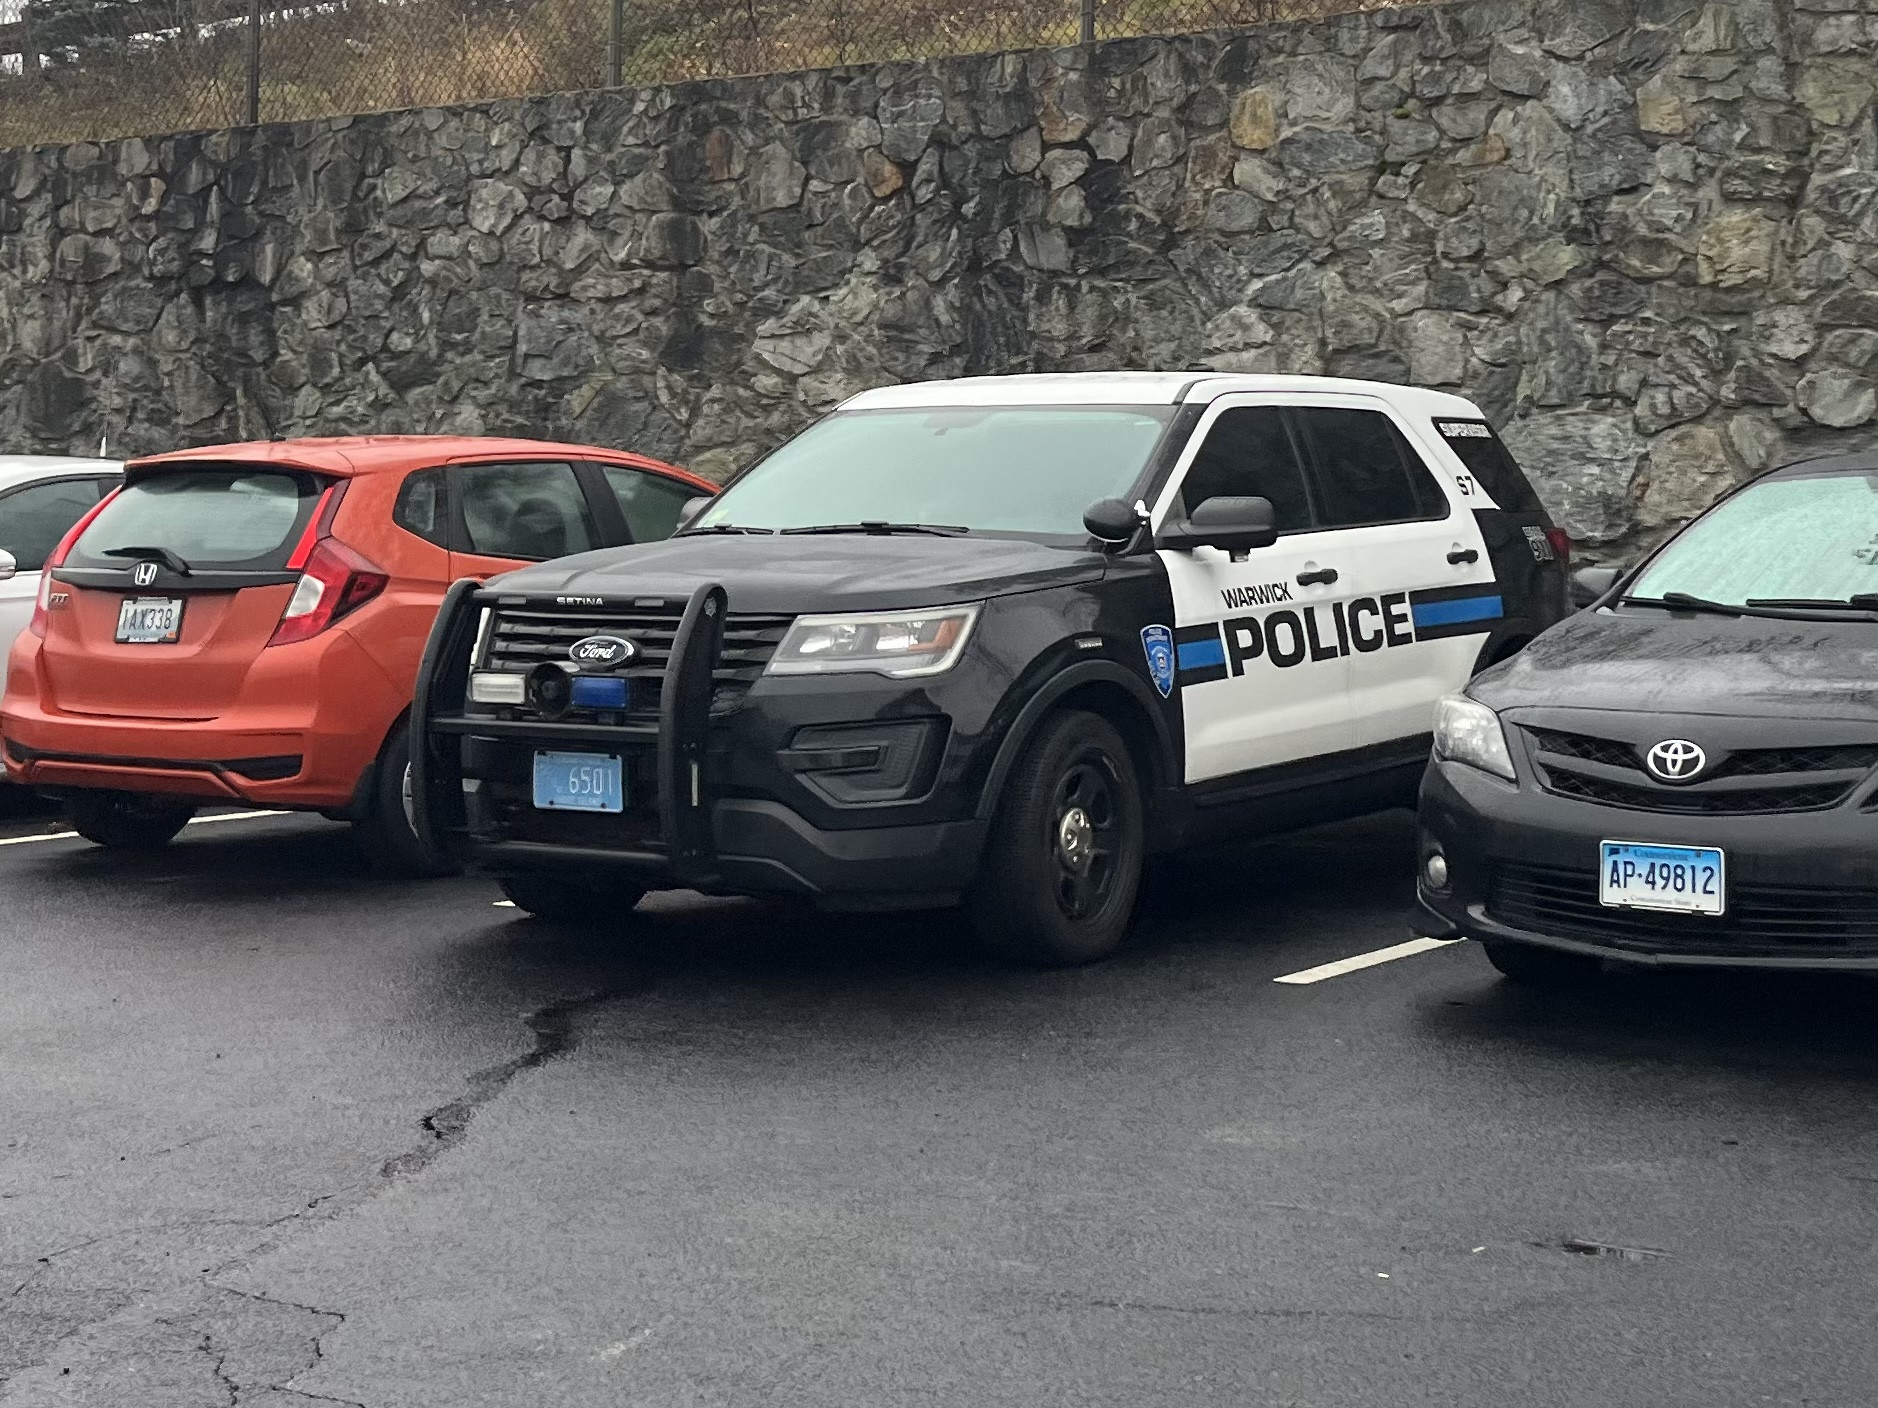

0,630,400,809
1417,757,1878,971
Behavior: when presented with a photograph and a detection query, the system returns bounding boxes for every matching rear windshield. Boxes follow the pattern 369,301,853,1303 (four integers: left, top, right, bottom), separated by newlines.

67,467,324,573
1433,420,1544,514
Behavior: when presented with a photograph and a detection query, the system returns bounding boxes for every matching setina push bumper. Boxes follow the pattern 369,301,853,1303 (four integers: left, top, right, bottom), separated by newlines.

410,579,989,904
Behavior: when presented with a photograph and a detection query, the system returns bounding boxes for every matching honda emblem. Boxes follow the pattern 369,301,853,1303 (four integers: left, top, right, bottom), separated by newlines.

132,561,158,587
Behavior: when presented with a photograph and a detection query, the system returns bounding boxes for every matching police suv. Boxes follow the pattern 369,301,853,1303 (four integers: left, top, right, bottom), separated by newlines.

412,373,1567,964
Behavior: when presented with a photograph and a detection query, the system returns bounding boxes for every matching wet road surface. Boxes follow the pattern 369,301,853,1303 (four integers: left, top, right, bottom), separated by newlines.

3,804,1878,1407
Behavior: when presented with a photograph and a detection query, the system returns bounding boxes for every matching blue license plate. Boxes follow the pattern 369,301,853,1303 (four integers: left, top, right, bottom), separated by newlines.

1599,841,1724,916
532,752,624,813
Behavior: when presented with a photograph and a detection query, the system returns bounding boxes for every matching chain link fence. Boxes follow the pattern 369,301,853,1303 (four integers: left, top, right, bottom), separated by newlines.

1,0,1410,151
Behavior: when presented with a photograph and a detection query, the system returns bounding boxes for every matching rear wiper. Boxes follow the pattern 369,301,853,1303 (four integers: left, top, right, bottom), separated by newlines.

674,524,775,536
103,546,192,577
780,522,971,537
1747,595,1878,614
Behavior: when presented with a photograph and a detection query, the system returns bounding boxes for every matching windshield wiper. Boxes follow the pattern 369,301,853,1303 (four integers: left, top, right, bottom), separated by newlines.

674,524,776,536
780,522,971,537
1746,595,1878,613
103,546,192,577
1622,590,1865,622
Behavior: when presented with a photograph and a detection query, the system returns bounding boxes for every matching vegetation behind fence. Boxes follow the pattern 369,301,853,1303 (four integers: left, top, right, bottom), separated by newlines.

1,0,1411,151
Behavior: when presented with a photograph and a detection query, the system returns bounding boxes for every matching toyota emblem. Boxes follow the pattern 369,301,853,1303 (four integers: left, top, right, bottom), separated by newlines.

132,560,158,587
1645,739,1706,782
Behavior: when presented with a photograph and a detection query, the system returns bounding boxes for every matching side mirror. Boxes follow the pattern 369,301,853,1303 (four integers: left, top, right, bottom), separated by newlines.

1571,565,1620,609
1082,497,1139,544
1158,496,1278,554
675,495,713,531
0,550,15,583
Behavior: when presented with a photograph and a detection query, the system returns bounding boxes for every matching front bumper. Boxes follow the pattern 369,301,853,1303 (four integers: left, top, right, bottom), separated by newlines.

414,581,989,906
1417,758,1878,971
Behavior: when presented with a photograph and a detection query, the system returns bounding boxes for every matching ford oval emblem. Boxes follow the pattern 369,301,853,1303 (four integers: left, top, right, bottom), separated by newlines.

568,635,636,670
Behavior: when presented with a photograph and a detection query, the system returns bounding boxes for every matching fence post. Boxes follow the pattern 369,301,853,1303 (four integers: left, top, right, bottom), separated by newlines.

607,0,624,87
1080,0,1095,44
245,0,261,124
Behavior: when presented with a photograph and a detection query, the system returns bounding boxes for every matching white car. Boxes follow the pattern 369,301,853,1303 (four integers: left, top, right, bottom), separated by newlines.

0,457,123,697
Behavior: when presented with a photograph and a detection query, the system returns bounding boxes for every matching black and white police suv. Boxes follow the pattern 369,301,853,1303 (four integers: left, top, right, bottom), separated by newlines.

1420,450,1878,984
412,372,1567,964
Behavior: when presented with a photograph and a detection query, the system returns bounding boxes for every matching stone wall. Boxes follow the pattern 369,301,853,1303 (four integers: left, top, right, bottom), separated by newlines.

2,0,1877,554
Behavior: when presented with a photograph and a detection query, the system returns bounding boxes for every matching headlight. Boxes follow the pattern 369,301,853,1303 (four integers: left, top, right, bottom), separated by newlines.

765,604,980,679
1432,694,1516,782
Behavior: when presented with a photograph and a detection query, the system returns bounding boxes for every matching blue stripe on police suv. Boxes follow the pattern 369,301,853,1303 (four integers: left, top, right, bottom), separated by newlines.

1176,637,1225,669
1410,594,1504,630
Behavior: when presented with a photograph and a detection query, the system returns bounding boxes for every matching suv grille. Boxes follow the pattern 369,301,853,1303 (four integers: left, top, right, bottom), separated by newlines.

480,602,794,720
1524,728,1877,815
1490,862,1878,955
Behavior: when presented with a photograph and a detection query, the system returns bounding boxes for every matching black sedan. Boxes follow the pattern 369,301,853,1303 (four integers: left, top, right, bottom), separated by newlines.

1417,450,1878,983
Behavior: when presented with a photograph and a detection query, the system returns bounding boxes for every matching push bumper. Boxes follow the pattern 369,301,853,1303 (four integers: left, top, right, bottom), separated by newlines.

1417,758,1878,971
413,581,987,907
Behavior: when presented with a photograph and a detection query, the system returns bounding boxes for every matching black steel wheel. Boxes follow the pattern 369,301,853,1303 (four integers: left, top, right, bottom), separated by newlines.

353,719,459,878
968,709,1146,967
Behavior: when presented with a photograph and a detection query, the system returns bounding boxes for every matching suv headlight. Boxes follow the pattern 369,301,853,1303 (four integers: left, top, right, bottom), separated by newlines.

765,604,980,679
1432,694,1516,782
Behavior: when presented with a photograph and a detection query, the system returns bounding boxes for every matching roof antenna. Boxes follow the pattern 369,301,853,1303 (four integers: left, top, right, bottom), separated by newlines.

99,430,108,458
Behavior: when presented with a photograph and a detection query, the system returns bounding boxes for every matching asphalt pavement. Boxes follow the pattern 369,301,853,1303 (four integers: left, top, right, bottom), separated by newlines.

3,801,1878,1407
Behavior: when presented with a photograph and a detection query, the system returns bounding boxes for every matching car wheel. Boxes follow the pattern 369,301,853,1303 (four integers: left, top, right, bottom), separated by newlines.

497,873,648,924
1481,939,1603,986
353,719,459,879
66,793,196,851
967,709,1146,967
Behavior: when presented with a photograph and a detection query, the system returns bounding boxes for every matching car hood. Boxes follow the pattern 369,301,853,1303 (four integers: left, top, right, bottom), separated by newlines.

483,533,1107,614
1474,606,1878,722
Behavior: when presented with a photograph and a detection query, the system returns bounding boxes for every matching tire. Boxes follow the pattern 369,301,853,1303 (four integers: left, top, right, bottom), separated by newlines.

66,792,195,851
967,709,1146,967
1482,939,1603,986
497,873,647,924
353,719,459,879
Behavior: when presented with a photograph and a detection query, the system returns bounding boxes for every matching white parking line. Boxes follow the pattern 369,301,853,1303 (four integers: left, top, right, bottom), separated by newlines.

0,809,289,847
1273,936,1466,985
493,900,516,907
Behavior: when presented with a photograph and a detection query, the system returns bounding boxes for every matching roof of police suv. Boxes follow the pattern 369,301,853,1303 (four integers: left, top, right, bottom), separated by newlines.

839,372,1488,416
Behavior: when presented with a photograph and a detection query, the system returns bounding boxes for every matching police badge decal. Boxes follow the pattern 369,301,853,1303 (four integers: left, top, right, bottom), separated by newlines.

1141,624,1175,699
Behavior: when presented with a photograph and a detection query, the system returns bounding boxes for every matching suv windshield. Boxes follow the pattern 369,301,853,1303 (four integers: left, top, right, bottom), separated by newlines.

66,467,324,573
693,406,1175,536
1628,471,1878,607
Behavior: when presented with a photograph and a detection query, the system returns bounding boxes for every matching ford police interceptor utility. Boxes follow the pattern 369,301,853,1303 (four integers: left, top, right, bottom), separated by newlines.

412,373,1567,964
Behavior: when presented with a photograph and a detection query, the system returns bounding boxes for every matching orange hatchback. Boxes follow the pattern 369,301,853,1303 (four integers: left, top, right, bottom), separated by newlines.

1,436,712,871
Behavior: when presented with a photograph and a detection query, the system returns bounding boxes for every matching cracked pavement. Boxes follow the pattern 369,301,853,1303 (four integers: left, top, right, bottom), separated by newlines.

4,809,1878,1406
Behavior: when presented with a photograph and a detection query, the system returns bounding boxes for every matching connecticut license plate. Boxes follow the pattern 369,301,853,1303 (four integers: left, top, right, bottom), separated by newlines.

1599,841,1725,916
532,751,624,813
115,596,183,644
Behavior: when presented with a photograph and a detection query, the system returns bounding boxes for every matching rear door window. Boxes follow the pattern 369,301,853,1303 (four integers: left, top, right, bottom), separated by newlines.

1175,407,1315,532
456,462,598,561
601,466,704,543
1296,407,1449,528
65,467,323,572
0,479,111,573
394,468,449,547
1432,419,1544,513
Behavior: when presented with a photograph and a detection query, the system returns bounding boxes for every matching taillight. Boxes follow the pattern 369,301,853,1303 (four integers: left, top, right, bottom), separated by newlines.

1545,527,1572,564
267,537,389,647
30,487,119,637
